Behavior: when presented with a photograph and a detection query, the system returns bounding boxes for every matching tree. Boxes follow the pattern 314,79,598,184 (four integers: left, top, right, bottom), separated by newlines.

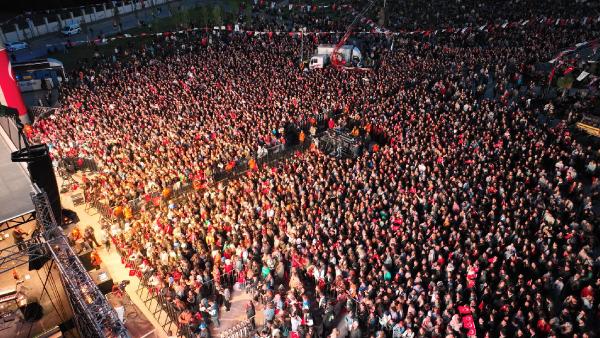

212,5,222,26
244,3,253,25
178,9,190,28
199,5,209,27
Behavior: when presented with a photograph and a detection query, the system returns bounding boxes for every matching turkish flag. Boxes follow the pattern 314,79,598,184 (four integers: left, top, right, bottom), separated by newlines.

548,67,556,84
563,66,575,75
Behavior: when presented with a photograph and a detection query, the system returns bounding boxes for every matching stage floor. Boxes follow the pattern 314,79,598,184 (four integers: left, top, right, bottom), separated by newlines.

0,132,34,222
0,219,75,338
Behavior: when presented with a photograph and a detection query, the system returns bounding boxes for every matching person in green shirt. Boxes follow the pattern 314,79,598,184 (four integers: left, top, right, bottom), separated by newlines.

383,267,392,281
261,265,271,279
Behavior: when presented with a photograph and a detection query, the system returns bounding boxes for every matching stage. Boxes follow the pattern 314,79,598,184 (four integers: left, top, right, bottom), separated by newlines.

0,130,34,222
0,218,75,338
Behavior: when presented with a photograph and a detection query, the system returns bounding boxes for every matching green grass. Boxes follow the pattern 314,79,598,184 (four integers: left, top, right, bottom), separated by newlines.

49,35,156,71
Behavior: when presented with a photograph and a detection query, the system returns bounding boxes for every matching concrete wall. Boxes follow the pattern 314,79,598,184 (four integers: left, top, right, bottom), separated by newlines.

0,0,168,44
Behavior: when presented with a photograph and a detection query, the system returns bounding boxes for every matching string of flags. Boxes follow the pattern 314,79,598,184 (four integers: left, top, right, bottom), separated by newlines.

252,0,357,12
48,14,600,49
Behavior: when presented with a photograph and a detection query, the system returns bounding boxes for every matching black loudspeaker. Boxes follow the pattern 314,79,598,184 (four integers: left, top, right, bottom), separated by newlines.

97,279,114,295
20,301,44,322
29,246,50,270
79,250,93,271
12,144,62,224
88,269,114,295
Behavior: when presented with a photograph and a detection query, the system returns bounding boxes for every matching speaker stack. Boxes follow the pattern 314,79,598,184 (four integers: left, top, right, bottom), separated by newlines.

11,144,62,224
88,268,114,295
78,250,114,295
28,246,51,271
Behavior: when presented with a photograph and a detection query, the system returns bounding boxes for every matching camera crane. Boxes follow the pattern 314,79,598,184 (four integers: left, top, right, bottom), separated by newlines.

331,0,377,68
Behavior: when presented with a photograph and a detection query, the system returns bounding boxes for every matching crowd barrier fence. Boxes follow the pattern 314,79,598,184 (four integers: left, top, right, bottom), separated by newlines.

78,110,349,337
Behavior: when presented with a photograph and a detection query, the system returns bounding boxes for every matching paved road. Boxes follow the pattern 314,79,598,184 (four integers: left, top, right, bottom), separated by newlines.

9,0,229,63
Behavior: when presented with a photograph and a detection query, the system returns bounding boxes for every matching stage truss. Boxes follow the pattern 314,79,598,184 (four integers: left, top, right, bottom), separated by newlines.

0,186,129,338
0,210,36,233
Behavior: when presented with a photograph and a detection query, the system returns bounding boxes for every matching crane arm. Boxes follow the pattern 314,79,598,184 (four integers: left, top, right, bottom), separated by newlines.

331,0,376,68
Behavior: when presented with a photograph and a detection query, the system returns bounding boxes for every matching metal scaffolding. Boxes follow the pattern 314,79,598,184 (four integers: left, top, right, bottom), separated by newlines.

0,185,129,337
0,210,36,233
0,234,47,274
1,102,128,337
29,186,130,338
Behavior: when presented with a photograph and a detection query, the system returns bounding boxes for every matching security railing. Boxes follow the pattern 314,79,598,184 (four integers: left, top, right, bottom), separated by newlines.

61,156,99,173
77,110,349,337
220,317,259,338
114,246,259,338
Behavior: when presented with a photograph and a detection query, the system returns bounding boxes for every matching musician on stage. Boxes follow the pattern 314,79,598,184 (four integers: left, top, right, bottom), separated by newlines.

12,226,28,251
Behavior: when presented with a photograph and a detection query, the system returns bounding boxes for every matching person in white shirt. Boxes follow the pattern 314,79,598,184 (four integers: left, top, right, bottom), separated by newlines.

291,314,302,332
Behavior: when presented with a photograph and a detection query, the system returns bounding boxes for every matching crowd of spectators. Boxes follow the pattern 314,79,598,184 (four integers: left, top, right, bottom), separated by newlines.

29,1,600,337
384,0,599,31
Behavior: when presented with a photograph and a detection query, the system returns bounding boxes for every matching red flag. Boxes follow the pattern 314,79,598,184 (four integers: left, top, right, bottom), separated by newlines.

563,66,575,75
0,47,28,118
178,80,189,92
548,67,556,84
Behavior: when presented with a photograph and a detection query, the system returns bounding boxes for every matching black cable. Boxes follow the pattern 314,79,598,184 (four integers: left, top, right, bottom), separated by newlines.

47,261,68,320
35,258,67,332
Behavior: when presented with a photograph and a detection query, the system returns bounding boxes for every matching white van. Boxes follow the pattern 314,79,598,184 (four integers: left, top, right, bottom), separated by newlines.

61,23,81,36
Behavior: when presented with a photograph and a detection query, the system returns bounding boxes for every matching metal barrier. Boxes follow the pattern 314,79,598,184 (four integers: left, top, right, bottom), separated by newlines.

29,106,58,122
115,248,182,337
62,156,99,172
115,248,239,338
77,110,348,338
125,182,195,213
220,318,257,338
72,107,343,218
212,141,311,183
86,192,114,222
110,236,280,338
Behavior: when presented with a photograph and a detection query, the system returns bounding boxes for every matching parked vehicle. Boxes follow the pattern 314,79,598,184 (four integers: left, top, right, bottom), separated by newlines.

309,44,362,69
5,41,29,52
61,23,81,36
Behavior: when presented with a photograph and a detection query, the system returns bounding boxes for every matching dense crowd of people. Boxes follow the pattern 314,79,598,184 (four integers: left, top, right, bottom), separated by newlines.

29,1,600,337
